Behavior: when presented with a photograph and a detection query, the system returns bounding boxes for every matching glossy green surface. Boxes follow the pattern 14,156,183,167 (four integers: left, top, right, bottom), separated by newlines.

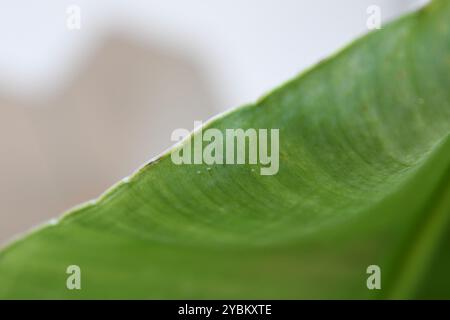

0,0,449,299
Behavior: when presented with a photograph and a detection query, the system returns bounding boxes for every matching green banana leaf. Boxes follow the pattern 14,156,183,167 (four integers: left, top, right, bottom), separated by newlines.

1,0,450,299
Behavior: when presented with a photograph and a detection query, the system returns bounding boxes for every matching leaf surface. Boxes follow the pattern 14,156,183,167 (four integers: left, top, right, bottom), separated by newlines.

0,0,449,299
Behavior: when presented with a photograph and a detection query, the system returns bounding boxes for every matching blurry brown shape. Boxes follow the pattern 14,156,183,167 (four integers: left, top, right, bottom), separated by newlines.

0,34,217,243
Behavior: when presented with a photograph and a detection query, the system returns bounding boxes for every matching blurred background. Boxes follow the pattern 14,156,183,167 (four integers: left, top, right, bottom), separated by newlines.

0,0,428,243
